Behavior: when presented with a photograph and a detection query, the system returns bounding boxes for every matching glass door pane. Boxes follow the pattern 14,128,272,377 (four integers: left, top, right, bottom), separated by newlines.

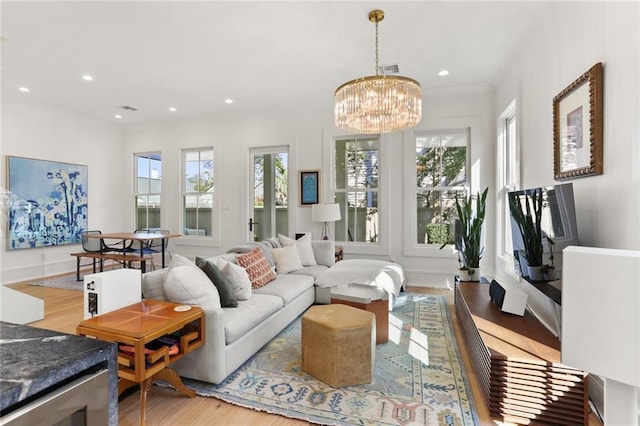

250,147,288,241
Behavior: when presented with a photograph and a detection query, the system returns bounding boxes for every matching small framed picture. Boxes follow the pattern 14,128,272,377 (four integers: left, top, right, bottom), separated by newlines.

553,62,603,180
299,170,319,206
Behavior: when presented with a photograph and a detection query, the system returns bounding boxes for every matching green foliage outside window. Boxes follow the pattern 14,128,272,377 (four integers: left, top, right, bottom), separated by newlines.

416,131,468,246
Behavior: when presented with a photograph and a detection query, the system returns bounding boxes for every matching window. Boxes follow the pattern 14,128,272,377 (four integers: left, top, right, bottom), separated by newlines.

414,130,468,246
183,148,214,237
497,100,519,259
135,152,162,230
334,137,379,243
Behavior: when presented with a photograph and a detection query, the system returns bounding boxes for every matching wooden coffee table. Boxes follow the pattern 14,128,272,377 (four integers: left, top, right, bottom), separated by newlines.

77,300,204,426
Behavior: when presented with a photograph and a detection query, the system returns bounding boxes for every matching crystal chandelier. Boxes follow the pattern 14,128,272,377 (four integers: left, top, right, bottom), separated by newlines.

335,9,422,134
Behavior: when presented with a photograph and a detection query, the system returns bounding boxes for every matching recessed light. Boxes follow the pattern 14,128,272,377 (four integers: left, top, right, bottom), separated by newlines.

438,70,449,77
18,87,30,93
169,107,177,112
82,75,93,81
115,114,122,119
224,98,234,104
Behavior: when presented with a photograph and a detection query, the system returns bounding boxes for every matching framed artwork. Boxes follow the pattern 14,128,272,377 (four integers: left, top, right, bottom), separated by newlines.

553,62,603,180
299,170,319,206
6,156,88,250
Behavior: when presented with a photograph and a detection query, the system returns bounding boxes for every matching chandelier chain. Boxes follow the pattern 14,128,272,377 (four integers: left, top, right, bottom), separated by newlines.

374,20,379,75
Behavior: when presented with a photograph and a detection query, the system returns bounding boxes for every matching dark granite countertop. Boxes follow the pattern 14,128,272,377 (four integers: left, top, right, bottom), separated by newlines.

0,321,118,424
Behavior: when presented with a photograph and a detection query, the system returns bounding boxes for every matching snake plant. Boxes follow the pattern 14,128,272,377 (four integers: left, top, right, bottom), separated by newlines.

508,188,544,267
454,188,488,270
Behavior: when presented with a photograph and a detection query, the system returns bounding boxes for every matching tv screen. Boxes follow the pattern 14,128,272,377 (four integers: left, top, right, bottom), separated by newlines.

509,183,579,291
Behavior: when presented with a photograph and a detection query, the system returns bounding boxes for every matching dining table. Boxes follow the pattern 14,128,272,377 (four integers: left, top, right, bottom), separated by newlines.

87,232,181,269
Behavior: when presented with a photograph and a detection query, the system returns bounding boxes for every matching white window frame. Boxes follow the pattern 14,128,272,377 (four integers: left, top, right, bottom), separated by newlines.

496,99,520,266
403,117,481,257
413,129,470,247
181,147,215,241
134,151,162,231
333,136,381,246
324,130,389,256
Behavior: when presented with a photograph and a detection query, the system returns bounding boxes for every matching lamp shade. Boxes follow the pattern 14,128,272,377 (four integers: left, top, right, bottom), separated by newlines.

312,203,341,223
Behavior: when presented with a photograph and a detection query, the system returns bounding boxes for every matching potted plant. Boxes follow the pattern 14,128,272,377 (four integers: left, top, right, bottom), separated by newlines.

543,236,558,281
449,187,488,281
508,188,545,281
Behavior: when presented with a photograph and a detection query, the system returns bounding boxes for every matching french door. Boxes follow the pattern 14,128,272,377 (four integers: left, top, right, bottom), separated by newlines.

248,147,289,242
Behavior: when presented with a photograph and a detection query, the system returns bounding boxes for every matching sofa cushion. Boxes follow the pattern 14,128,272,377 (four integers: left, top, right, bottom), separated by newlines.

195,257,238,308
252,273,315,305
271,245,303,274
279,233,317,266
289,264,330,280
223,294,283,344
163,262,221,310
236,247,277,289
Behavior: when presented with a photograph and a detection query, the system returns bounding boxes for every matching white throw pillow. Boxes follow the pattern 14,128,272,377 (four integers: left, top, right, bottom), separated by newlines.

169,253,194,268
312,239,336,267
218,259,252,300
163,263,221,310
279,233,317,267
271,245,304,274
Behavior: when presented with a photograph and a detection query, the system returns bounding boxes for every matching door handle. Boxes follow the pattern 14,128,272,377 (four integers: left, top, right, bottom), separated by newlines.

249,218,258,232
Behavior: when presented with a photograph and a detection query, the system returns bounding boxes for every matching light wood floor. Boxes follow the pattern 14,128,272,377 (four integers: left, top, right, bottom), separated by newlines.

9,278,602,426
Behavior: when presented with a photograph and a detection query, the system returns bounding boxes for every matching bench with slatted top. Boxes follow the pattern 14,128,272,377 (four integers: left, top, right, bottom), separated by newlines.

70,252,153,281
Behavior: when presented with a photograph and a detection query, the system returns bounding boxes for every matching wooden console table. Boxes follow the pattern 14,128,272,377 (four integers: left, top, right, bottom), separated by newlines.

77,300,204,426
455,282,588,425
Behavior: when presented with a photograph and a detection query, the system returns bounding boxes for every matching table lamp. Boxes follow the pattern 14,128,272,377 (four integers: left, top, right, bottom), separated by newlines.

312,203,341,240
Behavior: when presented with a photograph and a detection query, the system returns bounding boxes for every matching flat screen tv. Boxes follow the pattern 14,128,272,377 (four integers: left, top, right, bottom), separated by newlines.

508,183,579,304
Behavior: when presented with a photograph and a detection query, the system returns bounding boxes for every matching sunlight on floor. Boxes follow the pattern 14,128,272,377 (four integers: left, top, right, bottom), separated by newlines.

387,312,431,364
408,327,429,365
388,313,403,344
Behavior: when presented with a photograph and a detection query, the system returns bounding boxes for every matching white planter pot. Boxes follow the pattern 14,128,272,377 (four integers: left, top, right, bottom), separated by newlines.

459,270,472,281
527,265,545,281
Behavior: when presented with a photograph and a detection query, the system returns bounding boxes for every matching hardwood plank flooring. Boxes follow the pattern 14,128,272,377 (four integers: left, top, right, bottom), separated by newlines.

8,278,602,426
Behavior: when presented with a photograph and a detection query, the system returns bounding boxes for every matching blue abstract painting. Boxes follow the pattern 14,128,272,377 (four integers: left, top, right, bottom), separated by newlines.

7,156,88,250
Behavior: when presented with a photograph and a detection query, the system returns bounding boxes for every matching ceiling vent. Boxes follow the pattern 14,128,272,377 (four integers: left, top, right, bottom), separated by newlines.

119,105,139,111
377,64,399,75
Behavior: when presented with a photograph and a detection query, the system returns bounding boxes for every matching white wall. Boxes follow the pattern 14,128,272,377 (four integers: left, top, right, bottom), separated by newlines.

492,2,640,416
120,92,495,286
1,96,125,283
494,2,640,254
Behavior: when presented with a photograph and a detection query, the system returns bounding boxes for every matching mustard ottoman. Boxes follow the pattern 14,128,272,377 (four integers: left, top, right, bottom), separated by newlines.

301,304,375,387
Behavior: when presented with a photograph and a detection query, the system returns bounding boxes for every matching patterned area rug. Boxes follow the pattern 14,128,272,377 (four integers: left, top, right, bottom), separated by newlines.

178,294,478,425
29,274,83,291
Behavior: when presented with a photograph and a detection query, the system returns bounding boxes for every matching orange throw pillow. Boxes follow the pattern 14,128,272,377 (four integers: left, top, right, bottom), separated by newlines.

236,247,276,289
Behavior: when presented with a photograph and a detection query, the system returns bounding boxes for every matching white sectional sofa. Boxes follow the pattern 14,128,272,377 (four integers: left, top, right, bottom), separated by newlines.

141,237,334,384
141,236,404,385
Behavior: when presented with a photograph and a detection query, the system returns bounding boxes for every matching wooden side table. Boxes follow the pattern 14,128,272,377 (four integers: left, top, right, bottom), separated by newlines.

330,285,388,344
77,300,205,426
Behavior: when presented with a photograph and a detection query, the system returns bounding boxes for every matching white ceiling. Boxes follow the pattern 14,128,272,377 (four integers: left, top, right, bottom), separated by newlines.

1,1,550,126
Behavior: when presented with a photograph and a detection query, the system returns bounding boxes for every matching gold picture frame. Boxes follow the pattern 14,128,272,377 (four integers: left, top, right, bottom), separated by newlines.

553,62,603,180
